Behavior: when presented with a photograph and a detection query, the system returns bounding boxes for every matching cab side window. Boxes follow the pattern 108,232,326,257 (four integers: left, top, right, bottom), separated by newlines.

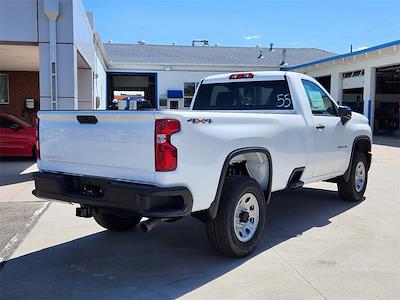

302,80,337,116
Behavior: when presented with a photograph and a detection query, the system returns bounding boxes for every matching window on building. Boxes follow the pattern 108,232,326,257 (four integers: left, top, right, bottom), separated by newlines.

302,80,337,116
343,72,352,78
343,70,364,78
184,82,197,107
0,74,9,104
315,75,331,93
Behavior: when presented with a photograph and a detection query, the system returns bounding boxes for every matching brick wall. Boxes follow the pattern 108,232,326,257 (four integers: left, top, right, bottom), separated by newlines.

0,71,39,124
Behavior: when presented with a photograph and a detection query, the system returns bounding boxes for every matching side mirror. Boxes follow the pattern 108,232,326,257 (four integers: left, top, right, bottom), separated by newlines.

338,106,352,125
9,123,21,131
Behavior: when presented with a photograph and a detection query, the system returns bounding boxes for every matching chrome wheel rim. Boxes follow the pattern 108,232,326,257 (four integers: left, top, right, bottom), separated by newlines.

233,192,260,242
355,161,366,192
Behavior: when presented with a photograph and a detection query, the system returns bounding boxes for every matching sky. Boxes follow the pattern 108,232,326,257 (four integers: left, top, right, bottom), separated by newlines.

82,0,400,54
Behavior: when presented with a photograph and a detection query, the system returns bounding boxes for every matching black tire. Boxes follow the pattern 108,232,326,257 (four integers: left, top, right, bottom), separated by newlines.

93,211,141,231
337,152,368,202
206,176,267,258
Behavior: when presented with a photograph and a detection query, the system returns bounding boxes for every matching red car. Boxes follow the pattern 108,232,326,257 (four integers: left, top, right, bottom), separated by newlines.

0,113,37,158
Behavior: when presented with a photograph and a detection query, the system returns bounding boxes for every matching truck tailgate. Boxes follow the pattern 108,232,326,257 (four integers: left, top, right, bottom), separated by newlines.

37,111,156,184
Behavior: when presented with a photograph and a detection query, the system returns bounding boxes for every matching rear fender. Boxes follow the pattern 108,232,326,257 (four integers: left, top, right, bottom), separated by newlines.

192,147,272,222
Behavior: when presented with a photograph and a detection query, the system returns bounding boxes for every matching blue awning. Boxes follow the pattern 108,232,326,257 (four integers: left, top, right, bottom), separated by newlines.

167,90,183,98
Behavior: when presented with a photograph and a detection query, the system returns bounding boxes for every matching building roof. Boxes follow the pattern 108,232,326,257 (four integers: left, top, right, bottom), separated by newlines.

285,40,400,70
103,43,336,67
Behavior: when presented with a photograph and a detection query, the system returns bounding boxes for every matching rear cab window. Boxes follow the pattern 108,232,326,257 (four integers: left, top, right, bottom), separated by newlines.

193,80,293,110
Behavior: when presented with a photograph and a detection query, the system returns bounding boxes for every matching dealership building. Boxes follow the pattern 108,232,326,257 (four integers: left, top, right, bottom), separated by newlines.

286,41,400,134
0,0,399,135
103,43,334,110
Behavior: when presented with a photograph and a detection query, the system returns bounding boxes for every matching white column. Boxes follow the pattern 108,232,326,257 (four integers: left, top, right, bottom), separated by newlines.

44,0,59,110
330,71,342,104
363,67,376,130
56,44,78,109
39,0,79,110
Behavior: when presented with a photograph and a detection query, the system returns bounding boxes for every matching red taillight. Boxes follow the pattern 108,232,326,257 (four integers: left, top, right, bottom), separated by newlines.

229,73,254,79
155,119,180,171
35,117,40,159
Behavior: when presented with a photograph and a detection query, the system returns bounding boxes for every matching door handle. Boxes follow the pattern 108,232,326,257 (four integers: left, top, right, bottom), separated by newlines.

77,115,98,124
316,124,325,130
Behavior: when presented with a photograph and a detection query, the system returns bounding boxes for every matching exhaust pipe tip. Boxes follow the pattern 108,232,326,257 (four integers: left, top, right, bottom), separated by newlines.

140,222,151,233
140,217,170,233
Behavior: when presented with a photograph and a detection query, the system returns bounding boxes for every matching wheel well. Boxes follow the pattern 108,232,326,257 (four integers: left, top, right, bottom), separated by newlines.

354,138,372,169
192,148,272,223
342,137,372,182
226,152,270,191
355,139,371,154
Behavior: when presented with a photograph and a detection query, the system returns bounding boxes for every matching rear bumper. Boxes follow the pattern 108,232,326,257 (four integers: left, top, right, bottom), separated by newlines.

32,172,193,218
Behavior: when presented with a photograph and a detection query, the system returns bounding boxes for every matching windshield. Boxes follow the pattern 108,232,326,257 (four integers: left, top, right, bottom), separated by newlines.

6,114,33,127
193,80,293,110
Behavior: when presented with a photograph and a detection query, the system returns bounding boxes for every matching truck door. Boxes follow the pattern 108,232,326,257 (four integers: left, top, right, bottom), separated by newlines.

302,80,349,177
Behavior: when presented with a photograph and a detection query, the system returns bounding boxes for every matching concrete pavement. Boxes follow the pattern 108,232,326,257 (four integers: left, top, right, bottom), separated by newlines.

0,159,47,264
0,139,399,299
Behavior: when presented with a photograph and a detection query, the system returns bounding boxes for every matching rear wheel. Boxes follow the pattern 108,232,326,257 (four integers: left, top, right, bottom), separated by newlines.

337,152,368,202
93,211,141,231
206,176,267,258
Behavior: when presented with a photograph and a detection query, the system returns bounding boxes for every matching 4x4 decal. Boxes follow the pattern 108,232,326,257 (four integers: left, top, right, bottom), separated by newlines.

187,118,213,124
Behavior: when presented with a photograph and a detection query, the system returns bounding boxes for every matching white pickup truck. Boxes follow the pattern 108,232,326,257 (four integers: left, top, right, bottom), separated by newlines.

33,71,372,257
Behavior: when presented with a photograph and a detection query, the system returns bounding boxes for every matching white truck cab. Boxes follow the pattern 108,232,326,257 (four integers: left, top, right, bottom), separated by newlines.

33,71,372,257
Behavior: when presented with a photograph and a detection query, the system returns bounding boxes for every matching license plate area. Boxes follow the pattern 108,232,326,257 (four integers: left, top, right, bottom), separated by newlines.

64,175,108,198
